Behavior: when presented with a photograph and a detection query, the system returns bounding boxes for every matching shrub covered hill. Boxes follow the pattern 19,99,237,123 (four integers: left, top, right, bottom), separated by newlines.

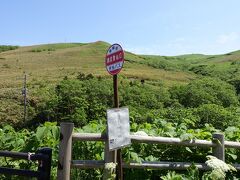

0,41,239,128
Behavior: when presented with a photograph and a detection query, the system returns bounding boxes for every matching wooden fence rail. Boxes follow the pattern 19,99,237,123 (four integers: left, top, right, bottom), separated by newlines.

57,123,240,180
0,148,52,180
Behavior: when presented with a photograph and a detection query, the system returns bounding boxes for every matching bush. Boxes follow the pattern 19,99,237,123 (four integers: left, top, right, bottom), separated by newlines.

0,45,18,53
170,77,239,108
228,78,240,95
194,104,240,129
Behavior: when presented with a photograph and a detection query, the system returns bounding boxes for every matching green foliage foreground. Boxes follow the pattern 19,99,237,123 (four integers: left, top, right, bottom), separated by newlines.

1,120,240,179
0,74,240,179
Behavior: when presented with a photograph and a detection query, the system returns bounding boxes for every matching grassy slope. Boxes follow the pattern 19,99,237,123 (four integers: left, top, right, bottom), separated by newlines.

0,40,239,89
0,41,239,88
0,41,195,124
0,41,194,89
0,41,239,125
178,52,240,80
136,51,240,81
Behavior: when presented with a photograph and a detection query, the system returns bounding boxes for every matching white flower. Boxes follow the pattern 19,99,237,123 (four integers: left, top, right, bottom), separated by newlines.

206,155,236,178
104,162,117,170
206,155,236,172
103,163,117,180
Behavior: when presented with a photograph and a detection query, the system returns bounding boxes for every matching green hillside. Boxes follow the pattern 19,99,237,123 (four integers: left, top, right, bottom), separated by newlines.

137,51,240,81
0,41,194,89
132,51,240,99
0,42,240,179
1,41,238,89
0,41,239,127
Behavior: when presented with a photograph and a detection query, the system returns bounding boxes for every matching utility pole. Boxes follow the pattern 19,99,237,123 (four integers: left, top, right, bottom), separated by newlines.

22,73,27,122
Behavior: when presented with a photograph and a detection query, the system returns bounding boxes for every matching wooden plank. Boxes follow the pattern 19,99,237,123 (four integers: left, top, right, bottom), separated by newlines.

71,133,240,149
71,133,215,147
130,135,215,147
233,164,240,170
72,133,106,141
0,167,42,178
57,123,74,180
225,141,240,149
71,160,210,170
71,160,105,168
123,161,210,170
71,160,240,171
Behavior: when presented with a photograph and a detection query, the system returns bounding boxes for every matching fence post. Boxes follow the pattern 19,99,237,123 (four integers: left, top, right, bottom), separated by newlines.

212,133,225,161
57,122,74,180
103,132,117,179
37,147,52,180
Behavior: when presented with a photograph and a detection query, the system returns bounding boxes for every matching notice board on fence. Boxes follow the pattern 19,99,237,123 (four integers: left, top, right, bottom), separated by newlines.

107,107,131,151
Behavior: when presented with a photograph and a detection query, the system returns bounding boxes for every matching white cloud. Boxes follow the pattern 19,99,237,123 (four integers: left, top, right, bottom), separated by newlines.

217,32,239,44
125,37,190,56
125,33,240,56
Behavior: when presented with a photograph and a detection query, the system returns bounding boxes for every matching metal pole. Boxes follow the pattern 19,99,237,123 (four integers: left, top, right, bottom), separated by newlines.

113,75,119,108
23,73,27,122
113,75,123,180
37,148,52,180
103,75,118,179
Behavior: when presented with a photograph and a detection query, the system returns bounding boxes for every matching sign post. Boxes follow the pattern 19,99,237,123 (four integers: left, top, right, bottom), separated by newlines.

105,43,124,76
107,108,131,151
105,44,125,180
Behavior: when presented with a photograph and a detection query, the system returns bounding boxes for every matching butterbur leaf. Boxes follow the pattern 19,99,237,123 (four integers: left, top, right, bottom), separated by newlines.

51,126,59,140
130,152,138,159
228,153,237,160
161,171,184,180
130,152,142,163
95,153,101,160
101,152,104,159
44,121,57,127
185,147,193,153
145,155,158,161
180,133,194,141
36,126,46,141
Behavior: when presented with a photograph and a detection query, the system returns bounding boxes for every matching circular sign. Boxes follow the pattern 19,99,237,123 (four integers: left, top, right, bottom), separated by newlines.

105,44,124,75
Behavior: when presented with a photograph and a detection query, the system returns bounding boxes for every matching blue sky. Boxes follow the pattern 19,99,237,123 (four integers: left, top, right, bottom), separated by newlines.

1,0,240,55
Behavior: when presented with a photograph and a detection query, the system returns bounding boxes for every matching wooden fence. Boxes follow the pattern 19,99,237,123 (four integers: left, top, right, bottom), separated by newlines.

57,122,240,180
0,148,52,180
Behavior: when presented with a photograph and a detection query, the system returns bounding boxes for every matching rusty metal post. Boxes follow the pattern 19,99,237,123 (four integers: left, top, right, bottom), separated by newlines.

113,75,123,180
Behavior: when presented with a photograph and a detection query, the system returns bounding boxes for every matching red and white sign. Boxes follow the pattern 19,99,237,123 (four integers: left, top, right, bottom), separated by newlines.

105,44,124,75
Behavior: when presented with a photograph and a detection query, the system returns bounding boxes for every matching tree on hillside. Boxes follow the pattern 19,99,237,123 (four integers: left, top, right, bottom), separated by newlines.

170,77,239,108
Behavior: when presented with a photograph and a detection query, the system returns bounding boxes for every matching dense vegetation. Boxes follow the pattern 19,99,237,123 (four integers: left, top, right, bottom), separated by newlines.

0,45,18,53
1,116,240,179
0,72,239,179
0,42,240,179
7,74,237,130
